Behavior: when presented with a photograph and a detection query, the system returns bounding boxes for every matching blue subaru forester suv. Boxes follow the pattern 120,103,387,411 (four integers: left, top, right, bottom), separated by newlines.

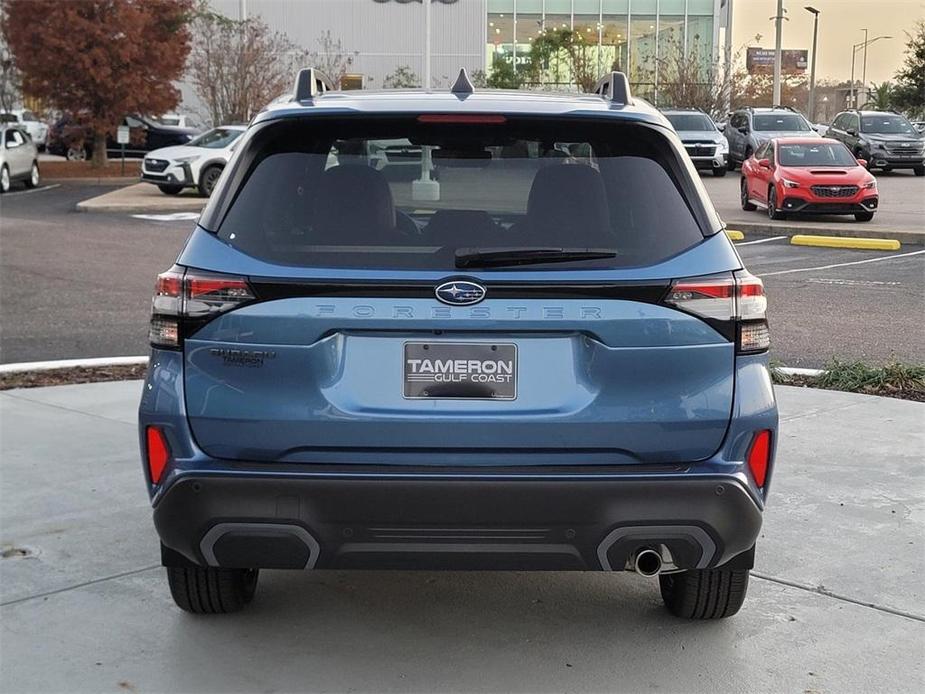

139,70,777,619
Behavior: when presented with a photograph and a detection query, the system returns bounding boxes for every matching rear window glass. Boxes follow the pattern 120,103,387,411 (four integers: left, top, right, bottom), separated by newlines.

752,114,811,132
216,117,706,270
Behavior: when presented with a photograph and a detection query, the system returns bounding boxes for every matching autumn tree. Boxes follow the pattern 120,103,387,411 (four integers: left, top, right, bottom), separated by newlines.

892,20,925,118
1,0,192,167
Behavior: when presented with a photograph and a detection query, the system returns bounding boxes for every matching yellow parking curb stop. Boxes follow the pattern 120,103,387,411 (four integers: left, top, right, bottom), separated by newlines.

725,230,744,241
790,235,901,251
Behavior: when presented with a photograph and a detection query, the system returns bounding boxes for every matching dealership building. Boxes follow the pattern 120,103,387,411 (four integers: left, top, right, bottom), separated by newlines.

201,0,730,103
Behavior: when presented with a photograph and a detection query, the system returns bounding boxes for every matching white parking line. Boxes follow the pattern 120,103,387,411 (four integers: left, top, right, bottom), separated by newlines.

737,236,788,246
3,184,60,196
761,249,925,277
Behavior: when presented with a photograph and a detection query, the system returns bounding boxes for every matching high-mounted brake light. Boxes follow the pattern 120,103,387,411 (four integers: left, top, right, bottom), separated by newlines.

663,271,769,353
747,430,772,488
417,114,507,124
149,267,254,348
145,426,170,484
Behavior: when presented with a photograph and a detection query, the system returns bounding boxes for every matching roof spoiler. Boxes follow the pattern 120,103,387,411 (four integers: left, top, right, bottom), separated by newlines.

293,68,335,101
593,72,632,106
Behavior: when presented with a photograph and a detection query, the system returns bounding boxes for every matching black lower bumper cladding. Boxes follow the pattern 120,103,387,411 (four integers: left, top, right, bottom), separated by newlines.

154,471,762,572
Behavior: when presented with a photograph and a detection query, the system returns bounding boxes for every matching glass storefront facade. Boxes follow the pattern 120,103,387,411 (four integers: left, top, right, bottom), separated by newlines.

487,0,717,102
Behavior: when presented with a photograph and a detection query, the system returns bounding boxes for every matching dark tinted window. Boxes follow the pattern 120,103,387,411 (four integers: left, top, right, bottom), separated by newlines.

752,114,811,132
778,142,857,166
665,113,716,131
216,117,707,270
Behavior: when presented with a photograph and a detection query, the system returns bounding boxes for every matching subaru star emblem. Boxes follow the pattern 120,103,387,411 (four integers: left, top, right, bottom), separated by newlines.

435,280,486,306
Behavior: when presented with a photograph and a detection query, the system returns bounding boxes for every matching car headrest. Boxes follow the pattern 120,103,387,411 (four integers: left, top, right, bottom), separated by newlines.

525,164,612,246
312,164,396,239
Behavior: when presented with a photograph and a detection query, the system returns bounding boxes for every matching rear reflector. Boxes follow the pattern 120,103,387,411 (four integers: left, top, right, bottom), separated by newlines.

145,426,170,484
747,430,771,487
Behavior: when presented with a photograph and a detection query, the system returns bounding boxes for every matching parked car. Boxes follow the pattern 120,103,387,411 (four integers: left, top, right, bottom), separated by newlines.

740,137,878,221
141,125,246,196
139,69,777,619
724,106,818,170
0,125,40,193
661,107,729,176
47,114,199,160
0,109,49,150
825,110,925,175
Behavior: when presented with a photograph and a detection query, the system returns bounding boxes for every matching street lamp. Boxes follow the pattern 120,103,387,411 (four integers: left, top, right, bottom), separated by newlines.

805,6,820,122
850,34,891,108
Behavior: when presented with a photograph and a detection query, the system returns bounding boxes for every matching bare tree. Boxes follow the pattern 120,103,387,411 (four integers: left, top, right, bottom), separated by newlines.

188,9,311,126
307,30,357,88
0,38,21,113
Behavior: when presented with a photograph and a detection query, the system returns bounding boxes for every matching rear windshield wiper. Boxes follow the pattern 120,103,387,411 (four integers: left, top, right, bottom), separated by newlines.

455,247,617,269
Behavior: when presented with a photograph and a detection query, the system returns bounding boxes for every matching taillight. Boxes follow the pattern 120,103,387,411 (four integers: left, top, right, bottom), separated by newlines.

146,426,170,484
663,271,769,353
747,430,772,488
149,266,254,348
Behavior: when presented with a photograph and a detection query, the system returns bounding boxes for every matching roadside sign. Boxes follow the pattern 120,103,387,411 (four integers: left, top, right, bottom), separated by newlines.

116,125,130,144
747,48,808,74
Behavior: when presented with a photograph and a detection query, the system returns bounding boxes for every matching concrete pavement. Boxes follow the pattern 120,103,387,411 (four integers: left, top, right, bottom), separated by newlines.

1,380,922,693
75,182,206,213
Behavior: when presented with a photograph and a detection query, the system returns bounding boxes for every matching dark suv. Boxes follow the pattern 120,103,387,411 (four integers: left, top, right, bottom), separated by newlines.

139,69,778,619
47,114,198,161
724,106,817,170
826,110,925,175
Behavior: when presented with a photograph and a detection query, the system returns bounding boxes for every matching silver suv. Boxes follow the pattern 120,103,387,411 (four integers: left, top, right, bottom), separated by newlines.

0,125,40,193
724,106,817,170
662,108,728,177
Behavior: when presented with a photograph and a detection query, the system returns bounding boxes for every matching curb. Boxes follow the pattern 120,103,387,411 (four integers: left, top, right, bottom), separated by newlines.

727,221,925,247
791,235,901,251
44,177,138,186
0,356,827,379
0,356,148,375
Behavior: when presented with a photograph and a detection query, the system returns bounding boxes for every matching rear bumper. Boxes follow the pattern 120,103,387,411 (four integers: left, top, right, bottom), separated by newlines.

153,470,761,572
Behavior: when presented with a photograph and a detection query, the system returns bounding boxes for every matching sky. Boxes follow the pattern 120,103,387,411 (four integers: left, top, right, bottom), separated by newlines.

733,0,925,84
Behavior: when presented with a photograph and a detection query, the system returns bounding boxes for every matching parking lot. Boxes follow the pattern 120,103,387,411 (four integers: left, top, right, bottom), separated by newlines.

1,380,922,693
1,179,923,367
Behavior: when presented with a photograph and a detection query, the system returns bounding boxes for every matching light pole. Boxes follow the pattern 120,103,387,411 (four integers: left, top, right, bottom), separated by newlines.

772,0,786,105
850,35,891,107
805,6,820,121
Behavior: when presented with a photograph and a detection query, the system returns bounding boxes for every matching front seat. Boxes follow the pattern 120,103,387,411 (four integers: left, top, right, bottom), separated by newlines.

520,164,613,247
311,164,398,244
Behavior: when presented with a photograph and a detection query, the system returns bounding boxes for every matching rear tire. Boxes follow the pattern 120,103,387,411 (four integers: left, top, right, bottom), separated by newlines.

25,162,40,188
157,184,184,195
659,568,750,619
854,211,875,222
712,166,727,178
166,566,259,614
740,177,756,211
914,165,925,177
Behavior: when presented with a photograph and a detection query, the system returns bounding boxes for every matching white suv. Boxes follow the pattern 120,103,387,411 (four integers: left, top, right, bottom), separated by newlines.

0,110,48,150
140,125,245,197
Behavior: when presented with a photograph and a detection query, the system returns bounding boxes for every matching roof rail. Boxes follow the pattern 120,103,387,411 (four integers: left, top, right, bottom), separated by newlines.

450,68,475,96
293,68,335,101
592,72,632,106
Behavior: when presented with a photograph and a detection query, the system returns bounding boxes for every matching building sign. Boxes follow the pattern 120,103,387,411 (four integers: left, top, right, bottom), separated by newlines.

746,48,808,74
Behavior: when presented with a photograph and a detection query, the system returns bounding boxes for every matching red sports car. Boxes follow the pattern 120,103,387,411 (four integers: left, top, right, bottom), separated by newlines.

740,137,879,221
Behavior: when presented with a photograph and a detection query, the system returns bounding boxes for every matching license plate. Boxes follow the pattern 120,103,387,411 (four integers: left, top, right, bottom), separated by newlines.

403,342,517,400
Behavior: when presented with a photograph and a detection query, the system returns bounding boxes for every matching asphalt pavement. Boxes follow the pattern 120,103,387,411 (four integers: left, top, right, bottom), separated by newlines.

1,380,922,693
1,181,923,367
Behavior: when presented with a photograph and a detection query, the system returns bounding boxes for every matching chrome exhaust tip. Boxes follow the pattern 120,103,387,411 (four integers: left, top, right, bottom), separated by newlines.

633,548,663,577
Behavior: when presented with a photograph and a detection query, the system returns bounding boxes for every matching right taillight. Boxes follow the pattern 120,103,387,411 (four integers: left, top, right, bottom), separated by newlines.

149,266,254,349
663,271,769,354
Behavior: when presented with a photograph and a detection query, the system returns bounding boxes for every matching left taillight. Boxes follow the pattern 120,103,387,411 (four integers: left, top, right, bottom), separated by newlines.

662,271,769,354
149,265,254,349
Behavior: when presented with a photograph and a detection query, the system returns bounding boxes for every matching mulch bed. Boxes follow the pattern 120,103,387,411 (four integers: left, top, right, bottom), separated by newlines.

0,364,147,390
773,373,925,402
40,160,141,179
